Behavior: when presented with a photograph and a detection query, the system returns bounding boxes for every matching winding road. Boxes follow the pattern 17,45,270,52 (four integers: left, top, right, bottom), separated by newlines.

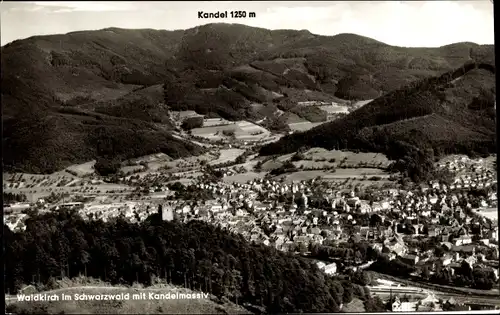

368,286,500,307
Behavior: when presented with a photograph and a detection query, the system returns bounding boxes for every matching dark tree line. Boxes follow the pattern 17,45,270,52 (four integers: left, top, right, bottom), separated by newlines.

369,257,415,278
163,76,253,121
4,209,384,313
94,157,121,176
181,116,204,130
431,261,497,290
4,192,28,204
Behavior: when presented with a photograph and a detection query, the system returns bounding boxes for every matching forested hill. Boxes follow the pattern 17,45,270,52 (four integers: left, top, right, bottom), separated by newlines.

260,61,496,181
2,23,494,173
3,209,384,313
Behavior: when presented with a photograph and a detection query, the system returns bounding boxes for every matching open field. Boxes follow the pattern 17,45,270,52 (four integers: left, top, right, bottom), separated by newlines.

191,121,271,142
66,161,96,176
222,172,266,184
303,148,392,168
275,153,296,163
120,165,145,174
235,121,271,141
324,168,387,176
203,117,233,127
288,121,324,132
318,105,350,114
279,112,306,124
191,123,237,140
209,149,245,166
3,172,133,202
261,159,286,171
171,170,204,182
274,170,391,183
294,160,335,169
128,152,216,176
291,161,390,172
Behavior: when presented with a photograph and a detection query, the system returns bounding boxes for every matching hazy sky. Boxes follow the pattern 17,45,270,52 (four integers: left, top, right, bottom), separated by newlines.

1,1,495,47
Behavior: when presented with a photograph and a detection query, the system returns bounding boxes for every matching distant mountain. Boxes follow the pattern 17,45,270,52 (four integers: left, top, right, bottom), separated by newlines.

1,23,495,173
260,61,496,181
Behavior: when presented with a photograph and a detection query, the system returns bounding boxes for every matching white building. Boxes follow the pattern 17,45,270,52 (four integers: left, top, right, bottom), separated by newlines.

392,297,417,312
324,263,337,275
161,207,174,222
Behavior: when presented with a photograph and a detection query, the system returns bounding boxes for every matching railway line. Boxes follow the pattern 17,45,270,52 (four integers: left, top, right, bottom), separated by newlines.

369,286,500,307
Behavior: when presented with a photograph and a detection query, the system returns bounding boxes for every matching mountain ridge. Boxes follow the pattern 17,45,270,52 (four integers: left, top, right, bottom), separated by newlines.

2,23,495,173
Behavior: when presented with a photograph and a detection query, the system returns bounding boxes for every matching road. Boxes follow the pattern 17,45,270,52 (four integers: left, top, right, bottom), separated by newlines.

369,286,500,307
370,271,500,297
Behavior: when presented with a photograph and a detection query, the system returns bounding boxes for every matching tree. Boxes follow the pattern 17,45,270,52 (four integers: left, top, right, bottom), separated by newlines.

163,79,188,107
222,129,236,137
369,214,383,227
94,157,121,176
342,281,354,304
181,117,203,130
434,246,445,258
365,296,386,312
422,266,430,280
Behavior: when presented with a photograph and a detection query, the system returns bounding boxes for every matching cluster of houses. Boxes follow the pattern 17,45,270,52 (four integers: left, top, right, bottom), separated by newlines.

4,212,28,232
150,175,499,284
392,292,440,312
435,156,496,190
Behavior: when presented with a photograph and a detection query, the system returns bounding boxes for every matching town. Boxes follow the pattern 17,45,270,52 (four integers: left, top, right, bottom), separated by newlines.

4,123,499,311
3,5,497,313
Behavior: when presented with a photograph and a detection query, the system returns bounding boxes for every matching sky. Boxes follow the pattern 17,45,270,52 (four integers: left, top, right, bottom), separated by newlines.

0,1,495,47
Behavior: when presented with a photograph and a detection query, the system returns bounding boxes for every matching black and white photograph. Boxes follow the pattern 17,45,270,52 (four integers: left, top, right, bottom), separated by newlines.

2,1,498,314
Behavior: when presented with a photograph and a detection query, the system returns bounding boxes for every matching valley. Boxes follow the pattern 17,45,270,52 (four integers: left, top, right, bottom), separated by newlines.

2,20,497,315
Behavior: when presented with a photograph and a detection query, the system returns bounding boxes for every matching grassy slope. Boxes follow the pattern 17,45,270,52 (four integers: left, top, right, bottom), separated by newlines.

2,23,495,173
6,284,250,314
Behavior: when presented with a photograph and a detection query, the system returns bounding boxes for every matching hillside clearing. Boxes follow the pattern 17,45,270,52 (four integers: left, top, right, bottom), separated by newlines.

65,161,96,177
191,121,271,142
288,121,324,132
274,170,391,183
209,149,245,166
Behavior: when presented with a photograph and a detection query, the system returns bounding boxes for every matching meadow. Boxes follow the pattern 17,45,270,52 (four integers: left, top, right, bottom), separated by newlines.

191,120,271,142
288,121,324,132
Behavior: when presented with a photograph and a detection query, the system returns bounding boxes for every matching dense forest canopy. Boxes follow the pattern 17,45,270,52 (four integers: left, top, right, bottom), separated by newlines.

4,209,385,313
